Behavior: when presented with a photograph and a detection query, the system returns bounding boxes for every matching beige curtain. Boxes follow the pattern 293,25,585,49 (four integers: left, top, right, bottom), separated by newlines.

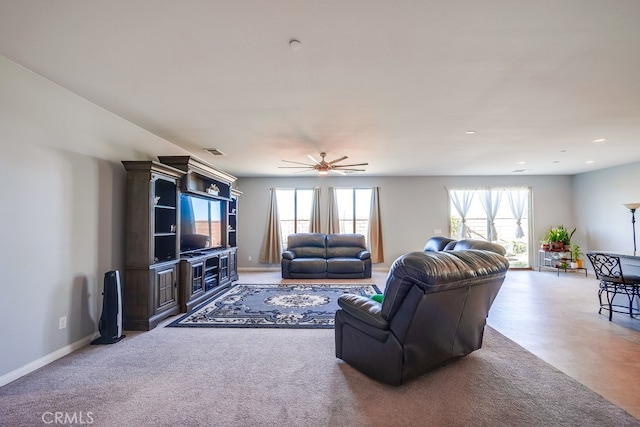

327,187,340,234
368,187,384,263
259,188,283,263
309,187,321,233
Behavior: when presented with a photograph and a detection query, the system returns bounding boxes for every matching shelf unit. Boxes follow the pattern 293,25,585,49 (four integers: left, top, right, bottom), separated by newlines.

538,250,588,276
157,156,241,314
228,192,238,248
122,157,241,329
121,161,184,330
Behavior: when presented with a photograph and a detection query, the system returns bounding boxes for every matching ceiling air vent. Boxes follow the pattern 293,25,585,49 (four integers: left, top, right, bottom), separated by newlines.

204,148,225,156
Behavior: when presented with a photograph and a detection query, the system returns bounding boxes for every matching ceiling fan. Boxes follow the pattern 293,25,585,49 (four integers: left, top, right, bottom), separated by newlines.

279,152,368,175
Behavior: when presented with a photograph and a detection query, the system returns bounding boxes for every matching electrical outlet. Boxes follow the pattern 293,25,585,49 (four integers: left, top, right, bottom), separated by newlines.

58,316,67,330
248,256,252,262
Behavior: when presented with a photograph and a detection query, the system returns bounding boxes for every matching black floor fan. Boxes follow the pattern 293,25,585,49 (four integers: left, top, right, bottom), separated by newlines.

91,270,125,345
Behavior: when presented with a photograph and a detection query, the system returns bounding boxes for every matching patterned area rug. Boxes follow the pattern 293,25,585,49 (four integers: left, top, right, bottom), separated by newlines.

168,283,381,329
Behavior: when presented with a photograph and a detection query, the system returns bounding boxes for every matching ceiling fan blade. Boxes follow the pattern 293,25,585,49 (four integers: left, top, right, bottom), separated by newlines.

334,162,369,167
281,160,315,166
307,154,321,165
327,156,348,165
278,166,315,169
336,168,366,172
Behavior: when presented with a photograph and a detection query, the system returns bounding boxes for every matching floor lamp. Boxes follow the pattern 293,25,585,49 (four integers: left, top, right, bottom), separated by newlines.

623,203,640,256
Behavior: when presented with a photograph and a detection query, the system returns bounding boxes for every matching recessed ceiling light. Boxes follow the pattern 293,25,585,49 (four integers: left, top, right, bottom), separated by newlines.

552,160,560,164
593,138,607,143
465,130,476,134
517,161,527,165
560,149,567,153
586,160,595,164
289,39,302,50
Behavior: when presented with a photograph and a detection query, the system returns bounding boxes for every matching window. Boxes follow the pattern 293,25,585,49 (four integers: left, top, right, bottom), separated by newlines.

276,188,314,248
448,187,531,268
335,188,372,237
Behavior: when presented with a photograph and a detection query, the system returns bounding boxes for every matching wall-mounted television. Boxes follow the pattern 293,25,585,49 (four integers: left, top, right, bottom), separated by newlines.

179,193,223,253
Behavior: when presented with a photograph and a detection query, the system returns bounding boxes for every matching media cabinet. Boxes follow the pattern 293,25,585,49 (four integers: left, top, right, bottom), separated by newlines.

122,156,241,330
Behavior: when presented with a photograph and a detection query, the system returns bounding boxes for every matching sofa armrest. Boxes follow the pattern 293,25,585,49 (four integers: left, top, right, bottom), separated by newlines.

337,294,388,330
357,250,371,260
282,251,296,260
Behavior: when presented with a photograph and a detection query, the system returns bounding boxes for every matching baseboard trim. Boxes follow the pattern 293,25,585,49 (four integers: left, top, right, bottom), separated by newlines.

0,332,99,387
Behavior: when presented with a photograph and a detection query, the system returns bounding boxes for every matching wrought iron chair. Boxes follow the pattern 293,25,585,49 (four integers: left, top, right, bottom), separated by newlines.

586,252,640,321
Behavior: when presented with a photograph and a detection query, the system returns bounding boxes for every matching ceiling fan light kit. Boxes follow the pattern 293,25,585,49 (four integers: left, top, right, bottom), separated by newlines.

279,152,368,175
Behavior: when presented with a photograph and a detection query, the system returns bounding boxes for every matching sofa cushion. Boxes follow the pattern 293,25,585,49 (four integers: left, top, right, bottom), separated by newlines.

327,258,366,274
423,236,506,255
424,236,455,252
287,233,327,258
289,258,327,274
326,234,367,258
293,247,327,258
452,239,506,255
443,241,458,250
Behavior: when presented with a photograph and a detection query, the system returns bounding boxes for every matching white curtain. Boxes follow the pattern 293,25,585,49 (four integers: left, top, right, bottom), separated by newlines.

479,189,502,242
507,188,527,239
447,188,475,239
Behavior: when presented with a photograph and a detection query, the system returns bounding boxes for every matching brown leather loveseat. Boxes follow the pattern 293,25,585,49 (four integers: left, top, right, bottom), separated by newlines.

281,233,372,279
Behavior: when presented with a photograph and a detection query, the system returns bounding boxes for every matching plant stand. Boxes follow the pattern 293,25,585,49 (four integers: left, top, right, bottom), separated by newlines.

538,250,588,277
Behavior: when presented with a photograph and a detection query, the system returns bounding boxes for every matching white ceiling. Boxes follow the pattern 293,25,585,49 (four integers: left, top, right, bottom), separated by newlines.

1,1,639,177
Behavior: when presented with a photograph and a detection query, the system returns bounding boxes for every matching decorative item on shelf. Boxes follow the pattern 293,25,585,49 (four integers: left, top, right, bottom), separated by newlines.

170,224,176,233
154,196,161,205
547,225,575,251
570,243,583,269
623,202,640,256
207,184,220,196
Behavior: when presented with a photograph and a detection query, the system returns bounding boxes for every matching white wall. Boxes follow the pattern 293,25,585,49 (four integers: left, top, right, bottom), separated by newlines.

573,161,640,253
236,174,575,269
0,55,187,382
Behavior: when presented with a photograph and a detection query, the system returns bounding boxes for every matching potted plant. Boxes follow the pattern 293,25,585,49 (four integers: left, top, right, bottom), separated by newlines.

539,233,550,251
570,243,583,269
548,225,575,251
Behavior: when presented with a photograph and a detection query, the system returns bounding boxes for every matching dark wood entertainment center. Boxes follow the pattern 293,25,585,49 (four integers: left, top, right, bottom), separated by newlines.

122,156,240,330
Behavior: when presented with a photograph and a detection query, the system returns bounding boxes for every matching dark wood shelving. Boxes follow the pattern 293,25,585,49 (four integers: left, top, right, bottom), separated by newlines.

123,157,241,329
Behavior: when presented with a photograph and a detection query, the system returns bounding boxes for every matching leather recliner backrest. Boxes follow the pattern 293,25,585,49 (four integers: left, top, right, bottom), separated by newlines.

381,250,510,322
423,236,456,252
452,239,506,255
286,233,326,258
326,234,366,258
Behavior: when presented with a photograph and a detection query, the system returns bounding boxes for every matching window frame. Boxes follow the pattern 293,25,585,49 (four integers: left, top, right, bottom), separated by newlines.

335,187,373,237
447,186,533,268
275,187,315,248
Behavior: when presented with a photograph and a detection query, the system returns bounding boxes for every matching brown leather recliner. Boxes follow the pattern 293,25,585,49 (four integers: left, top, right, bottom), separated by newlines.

335,247,509,386
424,236,507,255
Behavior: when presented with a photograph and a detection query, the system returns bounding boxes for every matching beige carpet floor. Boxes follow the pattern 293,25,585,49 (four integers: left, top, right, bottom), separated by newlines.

0,311,638,426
